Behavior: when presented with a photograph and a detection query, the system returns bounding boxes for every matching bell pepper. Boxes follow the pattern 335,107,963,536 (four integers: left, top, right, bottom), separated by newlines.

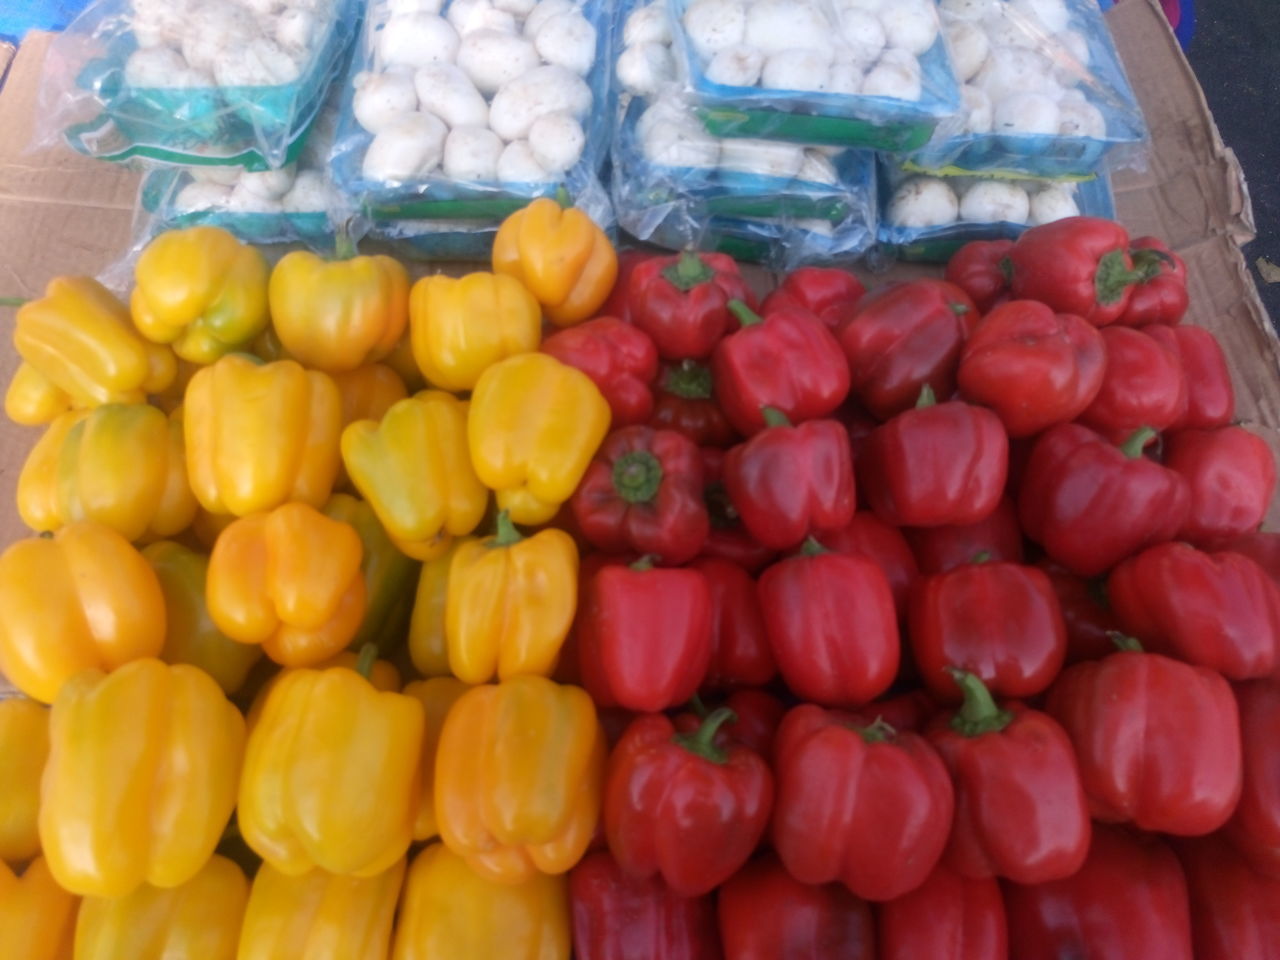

723,410,855,550
0,857,78,960
5,361,74,426
699,448,777,572
1175,833,1280,960
14,276,176,411
383,334,427,393
604,708,772,896
131,226,270,364
599,250,656,322
838,279,977,422
771,704,953,901
243,648,403,731
407,539,463,678
401,678,471,842
690,557,774,689
435,676,605,883
1006,217,1142,326
74,854,247,960
571,850,720,960
1225,680,1280,876
866,689,941,734
40,658,244,897
944,239,1014,313
957,300,1106,437
493,197,616,326
675,688,787,756
1144,324,1235,429
206,502,367,667
1019,423,1190,576
240,649,423,876
1047,637,1242,835
0,521,166,704
1078,326,1187,442
469,352,611,524
185,354,343,516
14,410,84,531
718,853,875,960
905,497,1023,576
861,389,1008,528
878,862,1007,960
628,251,756,360
1165,426,1276,545
332,365,409,492
238,859,404,960
578,558,712,711
819,512,919,619
1118,237,1190,326
650,360,739,447
0,697,48,864
393,843,570,960
1004,824,1193,960
759,540,899,707
1037,560,1123,665
542,317,660,427
571,425,709,564
760,266,866,330
410,271,542,392
1224,531,1280,585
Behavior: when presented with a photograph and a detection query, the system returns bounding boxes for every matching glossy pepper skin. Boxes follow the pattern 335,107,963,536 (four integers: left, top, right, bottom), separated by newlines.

542,317,660,426
40,659,244,897
469,352,612,524
410,272,541,392
0,697,48,864
1226,680,1280,876
435,676,605,883
240,653,425,877
1144,323,1235,428
1019,424,1190,576
718,853,875,960
691,557,775,689
0,520,166,704
944,239,1014,312
407,539,463,678
1007,216,1141,326
761,266,866,329
131,226,270,364
650,360,738,447
905,497,1023,575
1047,641,1242,835
837,279,978,421
185,354,342,516
877,863,1007,960
676,688,787,757
699,448,777,572
820,512,919,619
1079,325,1187,442
771,704,953,902
403,678,471,841
1037,560,1123,665
392,843,570,960
0,857,78,960
1004,825,1193,960
493,197,616,326
343,391,488,560
1175,834,1280,960
5,360,75,426
628,250,756,360
604,708,773,897
74,855,247,960
1118,237,1190,326
331,363,408,428
1166,426,1276,544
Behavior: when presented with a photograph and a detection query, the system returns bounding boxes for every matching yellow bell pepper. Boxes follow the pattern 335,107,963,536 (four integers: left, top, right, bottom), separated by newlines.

73,855,247,960
468,352,610,525
0,521,166,704
5,362,72,426
402,677,471,841
407,539,465,678
0,697,49,864
392,844,569,960
131,227,270,364
206,502,367,667
13,276,176,412
435,676,604,883
40,658,245,898
14,409,85,533
245,648,403,730
238,859,405,960
239,649,425,877
384,336,427,393
268,249,410,373
492,197,616,327
185,354,343,516
409,272,542,392
342,391,488,560
332,364,408,427
446,512,577,684
0,857,78,960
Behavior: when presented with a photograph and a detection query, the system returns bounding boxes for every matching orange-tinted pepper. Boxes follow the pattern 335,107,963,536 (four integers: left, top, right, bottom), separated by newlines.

403,677,472,841
0,697,49,864
0,857,78,960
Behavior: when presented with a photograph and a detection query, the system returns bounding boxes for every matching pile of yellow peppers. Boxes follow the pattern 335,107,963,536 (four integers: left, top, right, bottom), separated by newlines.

0,199,619,960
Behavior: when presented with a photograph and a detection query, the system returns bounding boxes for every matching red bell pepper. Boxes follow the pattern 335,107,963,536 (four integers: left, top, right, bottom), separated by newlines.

1004,824,1193,960
926,672,1090,883
1006,216,1142,326
1078,325,1187,443
722,411,855,551
688,557,775,690
1174,834,1280,960
761,267,866,331
771,704,953,901
944,239,1014,313
571,426,710,565
878,862,1007,960
710,301,850,436
956,300,1106,437
834,399,878,458
1220,531,1280,586
697,449,776,573
1117,237,1190,327
649,360,739,448
717,853,875,960
905,496,1023,575
1036,560,1123,665
599,250,658,322
604,708,773,897
577,558,712,711
1107,542,1280,680
1225,680,1280,877
1046,637,1242,835
909,559,1067,702
863,690,940,735
759,541,899,707
628,251,756,360
542,316,659,427
860,388,1008,528
837,279,978,421
1165,426,1276,545
1144,324,1235,429
1018,423,1190,577
571,850,721,960
690,689,787,757
818,512,919,619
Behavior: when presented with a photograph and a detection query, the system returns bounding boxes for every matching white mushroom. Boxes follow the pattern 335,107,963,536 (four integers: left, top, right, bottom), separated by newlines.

938,0,999,21
190,165,243,185
181,2,256,73
497,140,552,181
879,0,939,56
827,60,864,94
962,84,993,132
1053,29,1092,87
718,139,805,179
174,181,232,213
980,8,1042,49
974,46,1059,101
638,100,720,168
1029,185,1080,225
761,49,833,92
1057,98,1107,138
352,70,419,134
413,64,490,128
836,0,887,13
616,42,677,96
445,0,517,34
494,0,537,16
623,3,672,46
745,0,833,56
488,65,592,140
862,50,922,100
215,37,301,86
522,0,576,37
362,112,448,181
945,20,989,82
705,45,764,86
225,183,284,212
960,180,1030,223
378,13,460,69
528,111,585,172
994,92,1060,135
533,12,597,76
797,150,839,185
1010,0,1070,34
839,10,887,62
275,7,317,54
124,47,205,87
457,29,541,95
682,0,747,60
389,0,444,13
235,0,286,15
443,126,505,179
237,164,296,200
888,176,959,227
281,170,338,212
132,0,192,47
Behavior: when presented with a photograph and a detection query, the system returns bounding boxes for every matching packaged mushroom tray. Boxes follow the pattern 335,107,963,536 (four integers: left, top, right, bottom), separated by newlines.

644,209,879,269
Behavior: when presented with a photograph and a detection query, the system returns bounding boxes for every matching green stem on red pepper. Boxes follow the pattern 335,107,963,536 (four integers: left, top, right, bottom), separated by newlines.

1120,427,1158,459
916,384,937,409
672,706,737,764
612,450,664,504
662,251,716,292
949,669,1013,737
727,299,764,327
801,536,828,557
1094,250,1146,305
857,716,897,744
630,554,657,572
1108,631,1144,653
664,359,715,400
761,406,792,428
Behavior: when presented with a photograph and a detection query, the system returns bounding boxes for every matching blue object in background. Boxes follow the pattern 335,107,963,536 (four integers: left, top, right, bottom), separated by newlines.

0,0,91,41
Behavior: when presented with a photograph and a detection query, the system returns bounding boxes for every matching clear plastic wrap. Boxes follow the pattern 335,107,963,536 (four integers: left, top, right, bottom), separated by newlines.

645,211,875,269
39,0,361,170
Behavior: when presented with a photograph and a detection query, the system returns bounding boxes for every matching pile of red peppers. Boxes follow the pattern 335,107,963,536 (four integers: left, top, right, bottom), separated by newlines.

549,218,1280,960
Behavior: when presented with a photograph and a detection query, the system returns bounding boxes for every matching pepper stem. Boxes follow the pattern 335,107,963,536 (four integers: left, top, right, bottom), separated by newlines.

1108,631,1144,653
0,297,28,307
554,186,572,209
672,707,736,764
334,220,358,260
612,450,664,504
688,692,710,718
1119,427,1157,459
858,717,897,743
491,510,523,547
727,299,763,327
971,550,992,564
355,642,378,680
998,257,1013,283
1095,249,1145,305
801,536,827,556
630,554,657,572
948,669,1013,737
762,406,791,428
1130,246,1173,281
661,250,715,291
916,385,937,409
663,359,714,400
